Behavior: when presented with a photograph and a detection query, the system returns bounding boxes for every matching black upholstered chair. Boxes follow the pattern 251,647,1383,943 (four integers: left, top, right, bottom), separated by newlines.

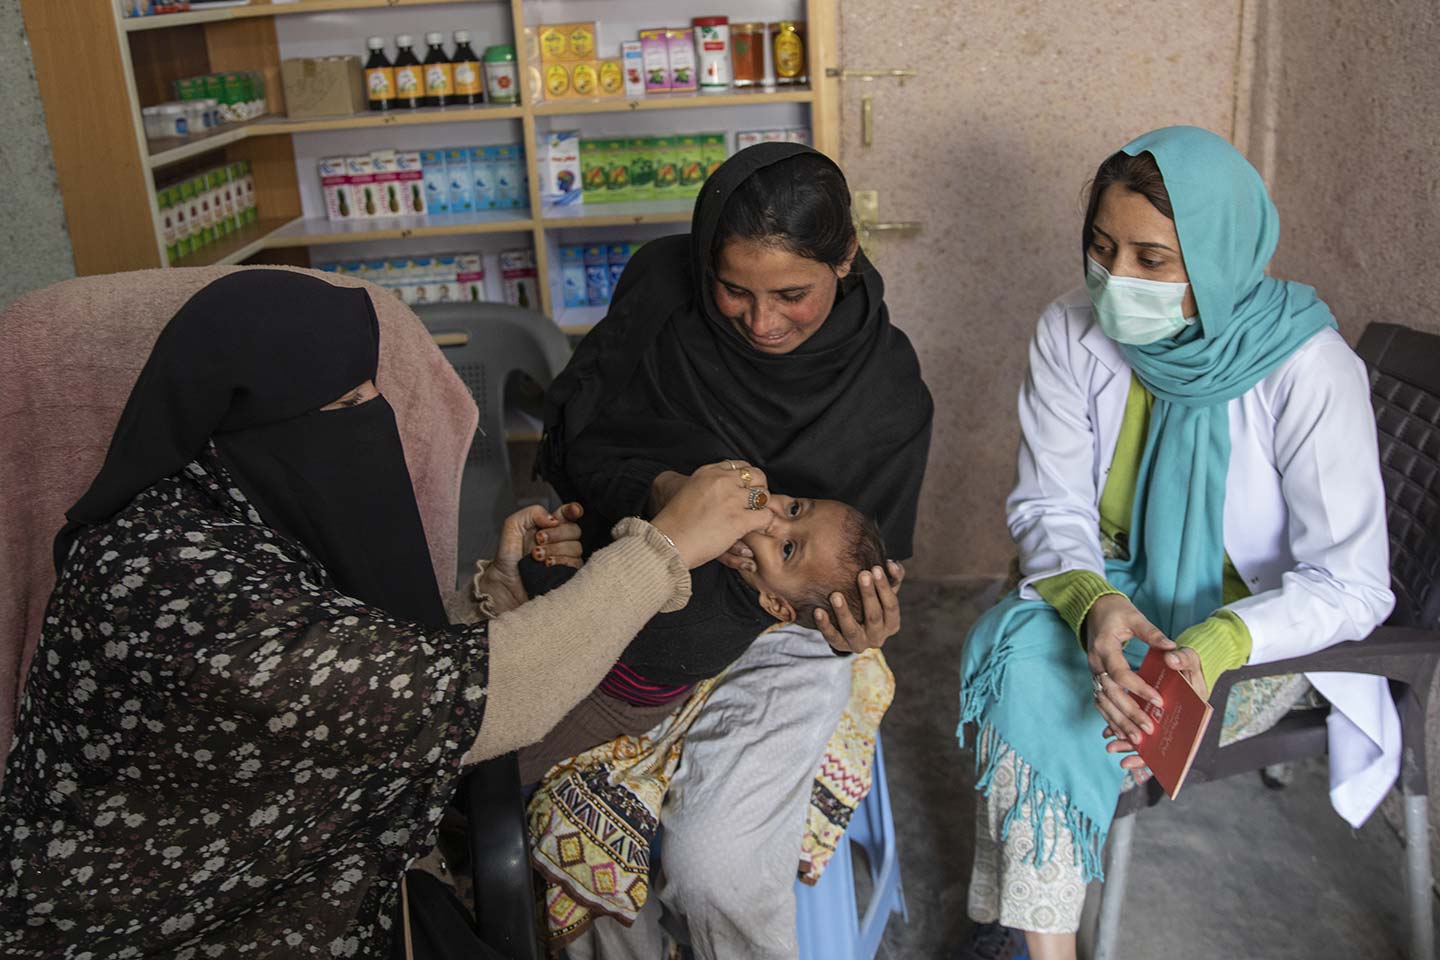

1094,322,1440,960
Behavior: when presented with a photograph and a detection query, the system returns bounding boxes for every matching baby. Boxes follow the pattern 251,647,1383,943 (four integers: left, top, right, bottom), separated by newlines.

516,491,887,781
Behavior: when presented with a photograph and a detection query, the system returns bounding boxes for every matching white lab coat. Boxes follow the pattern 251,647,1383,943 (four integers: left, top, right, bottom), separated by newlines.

1009,287,1398,827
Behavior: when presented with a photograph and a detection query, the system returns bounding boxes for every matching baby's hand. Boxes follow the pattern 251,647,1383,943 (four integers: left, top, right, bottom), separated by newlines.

815,561,904,653
716,540,755,573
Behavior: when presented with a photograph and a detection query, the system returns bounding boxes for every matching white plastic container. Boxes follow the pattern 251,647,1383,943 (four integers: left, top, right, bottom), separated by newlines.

143,103,190,139
693,18,731,89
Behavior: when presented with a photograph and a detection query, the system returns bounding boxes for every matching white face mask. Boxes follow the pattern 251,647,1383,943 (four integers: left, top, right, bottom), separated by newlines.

1085,256,1196,346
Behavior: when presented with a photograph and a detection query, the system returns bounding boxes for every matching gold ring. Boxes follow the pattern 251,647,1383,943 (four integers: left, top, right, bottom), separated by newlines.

738,468,753,487
747,488,769,510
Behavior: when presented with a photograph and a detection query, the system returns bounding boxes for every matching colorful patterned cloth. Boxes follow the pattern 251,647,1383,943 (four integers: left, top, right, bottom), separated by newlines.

799,649,895,885
527,648,895,952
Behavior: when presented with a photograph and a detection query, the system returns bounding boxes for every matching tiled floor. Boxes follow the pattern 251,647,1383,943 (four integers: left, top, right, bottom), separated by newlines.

874,579,1434,959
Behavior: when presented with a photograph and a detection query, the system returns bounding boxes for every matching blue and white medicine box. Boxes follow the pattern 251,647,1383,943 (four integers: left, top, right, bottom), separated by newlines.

420,150,448,214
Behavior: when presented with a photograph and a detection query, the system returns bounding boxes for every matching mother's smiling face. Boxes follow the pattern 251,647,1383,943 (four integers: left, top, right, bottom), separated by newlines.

711,238,855,355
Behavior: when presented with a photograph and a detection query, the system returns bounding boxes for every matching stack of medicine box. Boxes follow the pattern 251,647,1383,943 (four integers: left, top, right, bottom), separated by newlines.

319,145,528,221
538,21,625,101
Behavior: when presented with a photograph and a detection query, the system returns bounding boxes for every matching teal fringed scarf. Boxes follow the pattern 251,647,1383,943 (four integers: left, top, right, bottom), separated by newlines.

959,126,1337,880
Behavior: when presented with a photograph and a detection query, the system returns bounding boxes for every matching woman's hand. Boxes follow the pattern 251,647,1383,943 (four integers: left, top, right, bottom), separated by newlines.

647,470,688,517
1103,645,1208,780
1085,594,1175,743
479,502,584,613
650,461,774,569
816,561,906,653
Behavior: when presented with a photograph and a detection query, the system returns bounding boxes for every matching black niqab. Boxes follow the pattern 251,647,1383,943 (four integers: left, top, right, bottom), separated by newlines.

56,270,446,627
540,142,933,557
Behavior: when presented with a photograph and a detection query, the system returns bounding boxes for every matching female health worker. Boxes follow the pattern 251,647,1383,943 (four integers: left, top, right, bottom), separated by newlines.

956,126,1396,960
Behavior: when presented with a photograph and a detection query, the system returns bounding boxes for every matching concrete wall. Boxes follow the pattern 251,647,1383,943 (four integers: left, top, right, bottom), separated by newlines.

1246,0,1440,343
0,0,76,310
839,1,1247,578
1242,0,1440,872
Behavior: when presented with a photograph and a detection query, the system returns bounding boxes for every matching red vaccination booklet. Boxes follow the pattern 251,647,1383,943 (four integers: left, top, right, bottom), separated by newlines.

1126,648,1214,798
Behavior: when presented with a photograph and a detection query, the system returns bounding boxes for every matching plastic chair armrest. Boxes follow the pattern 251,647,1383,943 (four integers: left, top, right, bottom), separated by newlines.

463,753,541,959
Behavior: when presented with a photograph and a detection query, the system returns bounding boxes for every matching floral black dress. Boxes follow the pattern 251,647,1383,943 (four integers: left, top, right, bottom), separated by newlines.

0,447,490,958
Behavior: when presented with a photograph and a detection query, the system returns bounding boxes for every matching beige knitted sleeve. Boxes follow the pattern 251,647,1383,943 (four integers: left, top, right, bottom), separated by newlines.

462,518,690,765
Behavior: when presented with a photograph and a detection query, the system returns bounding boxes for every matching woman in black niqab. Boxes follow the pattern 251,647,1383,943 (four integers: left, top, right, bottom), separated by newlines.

3,272,490,957
56,270,445,627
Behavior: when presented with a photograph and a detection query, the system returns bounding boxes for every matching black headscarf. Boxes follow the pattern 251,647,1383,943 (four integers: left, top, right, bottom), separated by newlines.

540,142,933,557
56,270,447,627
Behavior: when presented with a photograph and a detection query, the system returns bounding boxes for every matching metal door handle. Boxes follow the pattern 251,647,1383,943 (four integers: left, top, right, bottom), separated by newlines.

852,191,922,238
826,67,918,83
857,220,923,235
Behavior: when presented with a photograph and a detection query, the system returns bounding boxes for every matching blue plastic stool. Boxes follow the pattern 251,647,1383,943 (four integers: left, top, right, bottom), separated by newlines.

795,737,908,960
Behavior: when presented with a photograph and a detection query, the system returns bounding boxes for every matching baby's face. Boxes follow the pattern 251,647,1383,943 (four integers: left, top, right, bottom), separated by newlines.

739,495,853,614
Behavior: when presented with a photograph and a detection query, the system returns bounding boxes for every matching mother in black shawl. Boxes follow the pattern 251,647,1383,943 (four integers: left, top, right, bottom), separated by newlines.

539,143,933,958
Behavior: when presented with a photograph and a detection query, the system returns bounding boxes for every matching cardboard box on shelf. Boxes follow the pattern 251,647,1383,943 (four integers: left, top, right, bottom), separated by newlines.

570,61,599,98
543,60,605,100
501,249,538,308
702,132,727,177
676,134,705,193
539,131,582,207
421,150,448,214
492,144,526,209
456,254,486,302
396,151,427,215
543,62,573,99
445,147,474,213
538,22,597,63
667,28,697,93
620,41,646,97
369,150,405,218
580,138,607,201
470,147,495,210
628,137,656,201
602,137,630,201
651,137,680,200
640,30,671,93
345,155,380,218
597,59,624,98
280,56,366,119
321,156,351,223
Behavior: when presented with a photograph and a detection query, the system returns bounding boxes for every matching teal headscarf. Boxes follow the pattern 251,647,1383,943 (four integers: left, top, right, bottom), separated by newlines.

958,126,1337,880
1115,125,1336,634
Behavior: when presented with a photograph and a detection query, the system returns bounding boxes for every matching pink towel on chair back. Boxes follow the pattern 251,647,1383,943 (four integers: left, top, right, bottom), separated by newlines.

0,266,479,785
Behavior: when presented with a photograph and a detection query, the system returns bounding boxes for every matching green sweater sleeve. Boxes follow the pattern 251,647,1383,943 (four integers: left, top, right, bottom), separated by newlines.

1175,609,1252,693
1033,569,1125,643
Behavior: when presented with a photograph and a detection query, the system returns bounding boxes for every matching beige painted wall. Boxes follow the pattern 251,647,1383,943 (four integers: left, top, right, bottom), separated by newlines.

838,1,1246,578
1245,0,1440,343
1241,0,1440,870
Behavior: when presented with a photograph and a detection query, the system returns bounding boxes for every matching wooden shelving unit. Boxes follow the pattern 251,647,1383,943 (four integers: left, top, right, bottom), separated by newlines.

24,0,840,333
